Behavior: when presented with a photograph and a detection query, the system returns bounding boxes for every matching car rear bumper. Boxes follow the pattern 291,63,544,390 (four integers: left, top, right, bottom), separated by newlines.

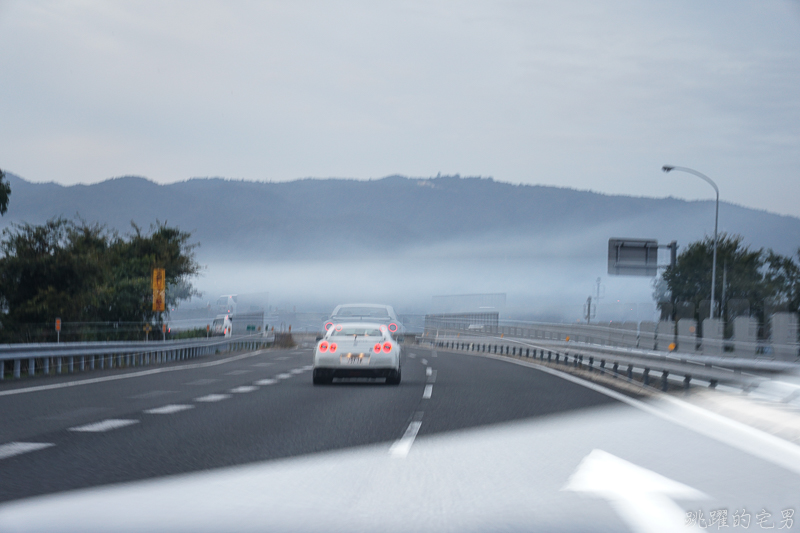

313,366,399,379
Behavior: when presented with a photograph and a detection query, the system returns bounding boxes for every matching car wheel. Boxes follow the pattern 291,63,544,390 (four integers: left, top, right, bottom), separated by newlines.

312,370,332,385
386,368,401,385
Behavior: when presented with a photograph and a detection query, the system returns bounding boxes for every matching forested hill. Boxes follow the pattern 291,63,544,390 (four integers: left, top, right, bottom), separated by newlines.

4,173,799,260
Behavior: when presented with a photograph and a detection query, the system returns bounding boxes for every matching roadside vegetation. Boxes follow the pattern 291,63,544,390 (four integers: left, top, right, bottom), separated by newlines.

0,217,200,343
654,234,800,330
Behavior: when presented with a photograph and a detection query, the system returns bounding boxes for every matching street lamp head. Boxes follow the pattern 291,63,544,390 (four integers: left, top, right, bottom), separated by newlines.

662,165,674,173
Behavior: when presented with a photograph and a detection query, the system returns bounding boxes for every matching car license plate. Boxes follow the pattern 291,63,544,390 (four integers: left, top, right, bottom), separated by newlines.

341,354,369,365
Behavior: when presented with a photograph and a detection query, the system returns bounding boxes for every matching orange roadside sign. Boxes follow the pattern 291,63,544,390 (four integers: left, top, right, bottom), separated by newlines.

153,289,165,311
152,268,166,291
55,318,61,331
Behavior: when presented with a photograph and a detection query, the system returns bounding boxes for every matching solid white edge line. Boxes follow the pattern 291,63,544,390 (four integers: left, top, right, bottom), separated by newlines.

0,349,273,397
423,384,433,399
460,349,800,477
0,442,55,460
389,421,422,458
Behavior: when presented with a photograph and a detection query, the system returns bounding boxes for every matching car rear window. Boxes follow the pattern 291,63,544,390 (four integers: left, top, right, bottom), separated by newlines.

335,307,390,318
331,328,384,337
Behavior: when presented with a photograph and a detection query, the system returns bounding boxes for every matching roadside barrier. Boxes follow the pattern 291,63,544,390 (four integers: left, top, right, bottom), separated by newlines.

0,335,271,381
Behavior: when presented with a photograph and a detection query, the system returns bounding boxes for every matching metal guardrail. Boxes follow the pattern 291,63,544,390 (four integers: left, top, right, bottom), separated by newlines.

0,335,272,381
420,329,800,393
425,319,799,361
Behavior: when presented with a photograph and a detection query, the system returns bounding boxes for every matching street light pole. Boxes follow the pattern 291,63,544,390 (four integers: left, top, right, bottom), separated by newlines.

662,165,719,320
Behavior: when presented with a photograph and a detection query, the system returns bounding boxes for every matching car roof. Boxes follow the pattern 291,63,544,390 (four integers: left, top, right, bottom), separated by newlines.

331,303,396,314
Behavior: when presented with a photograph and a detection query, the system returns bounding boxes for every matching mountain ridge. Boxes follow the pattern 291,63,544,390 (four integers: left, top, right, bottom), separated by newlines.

4,172,798,261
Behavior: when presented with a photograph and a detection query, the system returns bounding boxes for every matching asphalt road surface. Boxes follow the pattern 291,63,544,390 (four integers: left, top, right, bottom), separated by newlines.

1,344,799,532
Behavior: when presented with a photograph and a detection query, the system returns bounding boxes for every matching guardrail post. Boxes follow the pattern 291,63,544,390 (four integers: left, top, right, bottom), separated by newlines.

709,379,718,389
29,357,35,376
643,368,650,386
14,359,20,378
555,353,560,364
661,371,669,391
588,356,593,372
683,375,691,390
612,362,618,378
600,359,605,372
43,357,50,375
99,354,104,370
548,351,552,362
90,355,95,370
0,361,4,380
627,365,633,380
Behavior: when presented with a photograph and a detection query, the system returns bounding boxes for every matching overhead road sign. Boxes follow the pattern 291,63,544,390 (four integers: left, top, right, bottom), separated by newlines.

608,238,659,277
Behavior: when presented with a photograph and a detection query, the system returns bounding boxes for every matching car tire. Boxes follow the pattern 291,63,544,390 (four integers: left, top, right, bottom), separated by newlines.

386,368,401,385
312,370,332,385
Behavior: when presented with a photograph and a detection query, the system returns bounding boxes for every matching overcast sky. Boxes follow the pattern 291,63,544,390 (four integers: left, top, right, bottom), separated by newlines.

2,1,799,217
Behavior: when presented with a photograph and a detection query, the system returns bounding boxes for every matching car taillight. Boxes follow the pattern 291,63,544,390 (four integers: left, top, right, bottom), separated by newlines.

329,343,338,353
373,343,381,353
319,341,329,352
383,342,392,353
325,322,333,331
388,323,398,333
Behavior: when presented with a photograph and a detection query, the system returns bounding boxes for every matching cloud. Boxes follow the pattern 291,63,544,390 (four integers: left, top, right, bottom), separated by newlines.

1,0,799,217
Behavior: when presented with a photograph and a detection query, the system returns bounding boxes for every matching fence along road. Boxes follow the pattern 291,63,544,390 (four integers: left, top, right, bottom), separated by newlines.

0,335,271,382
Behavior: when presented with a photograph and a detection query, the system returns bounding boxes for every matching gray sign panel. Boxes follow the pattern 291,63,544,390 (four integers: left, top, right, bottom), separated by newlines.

608,238,658,276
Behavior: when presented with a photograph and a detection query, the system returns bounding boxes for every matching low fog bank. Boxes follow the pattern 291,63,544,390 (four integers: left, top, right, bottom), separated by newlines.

192,235,661,323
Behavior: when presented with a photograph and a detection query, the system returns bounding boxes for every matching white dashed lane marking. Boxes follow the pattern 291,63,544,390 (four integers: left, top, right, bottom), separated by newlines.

390,413,423,459
194,394,230,402
303,365,314,370
421,359,428,365
428,370,437,383
423,385,433,399
290,368,305,374
144,404,194,415
408,354,416,359
276,373,292,380
230,386,257,393
225,370,251,376
69,419,139,432
255,379,277,386
426,367,432,376
251,362,273,368
0,442,55,460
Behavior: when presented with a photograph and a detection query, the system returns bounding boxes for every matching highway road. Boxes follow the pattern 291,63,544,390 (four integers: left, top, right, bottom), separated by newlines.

1,343,799,532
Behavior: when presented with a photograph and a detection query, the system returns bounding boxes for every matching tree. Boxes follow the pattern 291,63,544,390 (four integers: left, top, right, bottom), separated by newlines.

0,218,201,341
0,168,10,215
763,248,800,314
655,235,800,327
